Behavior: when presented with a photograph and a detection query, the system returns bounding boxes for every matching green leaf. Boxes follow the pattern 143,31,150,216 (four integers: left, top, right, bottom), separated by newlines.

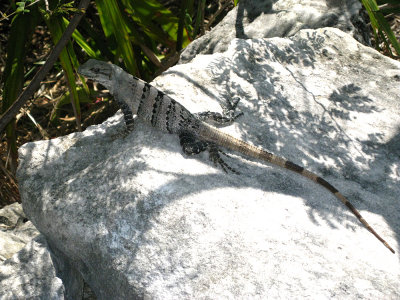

123,0,191,48
2,6,39,167
95,0,138,74
39,3,84,127
361,0,400,56
77,17,115,60
62,17,100,58
373,10,400,55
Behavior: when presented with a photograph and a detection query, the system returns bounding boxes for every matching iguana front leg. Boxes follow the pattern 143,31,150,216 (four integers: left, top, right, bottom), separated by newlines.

114,97,135,133
194,111,243,126
194,97,243,126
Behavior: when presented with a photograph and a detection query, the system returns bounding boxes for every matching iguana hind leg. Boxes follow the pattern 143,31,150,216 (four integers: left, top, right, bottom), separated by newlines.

179,131,238,173
208,143,239,174
179,131,208,155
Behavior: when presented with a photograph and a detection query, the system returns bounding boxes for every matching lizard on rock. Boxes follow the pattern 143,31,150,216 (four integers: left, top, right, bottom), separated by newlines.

78,59,395,254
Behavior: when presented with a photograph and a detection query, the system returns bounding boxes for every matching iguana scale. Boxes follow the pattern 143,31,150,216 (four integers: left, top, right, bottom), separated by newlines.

78,59,395,254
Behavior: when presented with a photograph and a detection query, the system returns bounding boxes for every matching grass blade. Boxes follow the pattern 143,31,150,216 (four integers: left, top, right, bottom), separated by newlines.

2,7,39,171
361,0,400,56
95,0,138,74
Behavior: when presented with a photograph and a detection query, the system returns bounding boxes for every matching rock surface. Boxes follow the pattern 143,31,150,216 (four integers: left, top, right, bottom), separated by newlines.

0,202,39,262
0,203,92,300
0,235,65,299
180,0,370,63
17,27,400,298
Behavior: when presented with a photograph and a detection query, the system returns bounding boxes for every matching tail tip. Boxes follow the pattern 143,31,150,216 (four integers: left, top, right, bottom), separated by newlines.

383,241,395,254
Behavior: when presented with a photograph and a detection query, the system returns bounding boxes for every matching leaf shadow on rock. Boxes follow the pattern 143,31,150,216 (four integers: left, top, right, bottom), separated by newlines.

234,0,277,39
168,32,399,251
0,235,65,299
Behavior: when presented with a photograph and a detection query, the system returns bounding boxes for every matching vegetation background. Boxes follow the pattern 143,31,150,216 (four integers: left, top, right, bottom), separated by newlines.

0,0,399,208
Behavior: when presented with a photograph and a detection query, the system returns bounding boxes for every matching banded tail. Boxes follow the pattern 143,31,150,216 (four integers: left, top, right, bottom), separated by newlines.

198,123,395,254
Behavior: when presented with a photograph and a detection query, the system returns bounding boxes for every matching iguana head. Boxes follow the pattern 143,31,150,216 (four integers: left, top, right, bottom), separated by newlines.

78,59,119,93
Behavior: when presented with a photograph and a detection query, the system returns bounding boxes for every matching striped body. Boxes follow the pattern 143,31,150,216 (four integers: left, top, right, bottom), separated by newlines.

78,59,395,254
115,73,201,135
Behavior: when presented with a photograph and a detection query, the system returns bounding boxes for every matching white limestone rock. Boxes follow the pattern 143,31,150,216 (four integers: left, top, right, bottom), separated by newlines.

0,205,92,299
0,235,65,299
180,0,370,63
17,28,400,299
0,202,39,262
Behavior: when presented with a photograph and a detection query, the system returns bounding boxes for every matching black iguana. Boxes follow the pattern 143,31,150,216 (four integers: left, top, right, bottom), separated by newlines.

78,59,395,254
